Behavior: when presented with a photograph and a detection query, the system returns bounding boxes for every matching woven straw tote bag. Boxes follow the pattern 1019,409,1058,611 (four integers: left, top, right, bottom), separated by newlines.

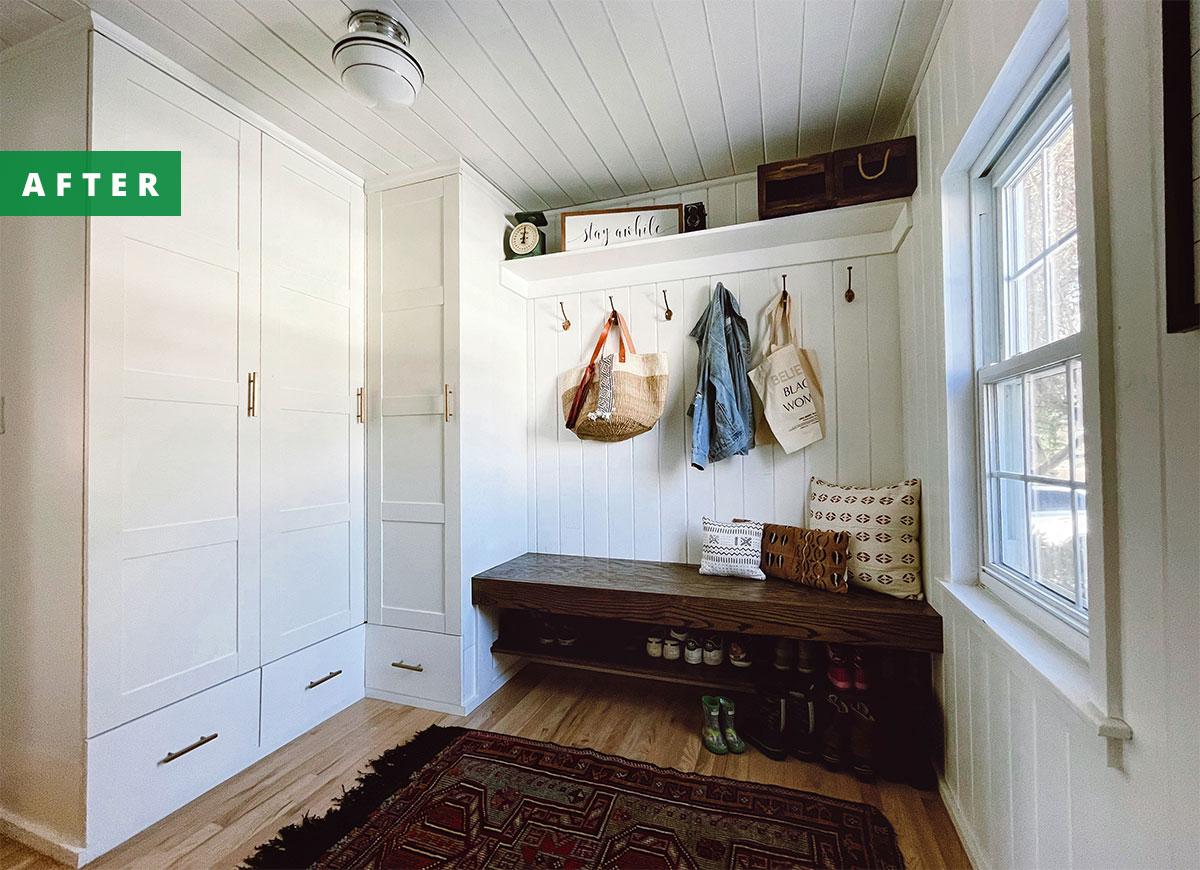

559,309,668,443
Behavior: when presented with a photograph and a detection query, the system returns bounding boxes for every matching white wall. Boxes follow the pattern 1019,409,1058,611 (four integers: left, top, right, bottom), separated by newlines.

899,1,1200,867
0,28,90,848
527,254,904,564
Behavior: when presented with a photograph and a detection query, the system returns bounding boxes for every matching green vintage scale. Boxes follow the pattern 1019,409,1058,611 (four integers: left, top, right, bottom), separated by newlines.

504,210,547,259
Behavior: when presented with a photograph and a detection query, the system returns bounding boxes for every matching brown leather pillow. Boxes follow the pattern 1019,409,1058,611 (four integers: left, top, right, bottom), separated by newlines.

738,520,850,593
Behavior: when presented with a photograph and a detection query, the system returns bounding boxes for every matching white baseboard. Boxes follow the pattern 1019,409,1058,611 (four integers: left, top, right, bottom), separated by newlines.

938,775,989,870
0,807,84,868
461,658,526,715
365,687,468,716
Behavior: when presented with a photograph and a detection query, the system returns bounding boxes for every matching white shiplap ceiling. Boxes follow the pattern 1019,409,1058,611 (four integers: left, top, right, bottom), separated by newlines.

1,0,944,210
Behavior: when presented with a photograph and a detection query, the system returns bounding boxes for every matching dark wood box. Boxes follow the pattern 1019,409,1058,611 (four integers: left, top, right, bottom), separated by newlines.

832,135,917,206
757,155,835,220
757,136,918,220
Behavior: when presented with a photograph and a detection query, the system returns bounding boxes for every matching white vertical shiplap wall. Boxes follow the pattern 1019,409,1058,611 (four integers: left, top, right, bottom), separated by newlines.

528,255,903,562
539,172,760,253
899,1,1200,868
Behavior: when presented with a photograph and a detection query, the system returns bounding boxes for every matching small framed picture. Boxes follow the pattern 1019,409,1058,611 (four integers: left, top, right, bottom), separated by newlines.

560,204,683,252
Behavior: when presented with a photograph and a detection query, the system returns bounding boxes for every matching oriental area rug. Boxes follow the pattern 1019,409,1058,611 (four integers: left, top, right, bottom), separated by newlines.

243,726,904,869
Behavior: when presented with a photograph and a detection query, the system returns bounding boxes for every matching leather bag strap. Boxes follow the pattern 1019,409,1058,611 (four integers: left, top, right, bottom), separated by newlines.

566,309,638,430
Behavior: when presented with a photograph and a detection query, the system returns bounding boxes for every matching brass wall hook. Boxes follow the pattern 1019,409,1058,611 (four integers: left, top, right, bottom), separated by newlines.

609,295,618,323
662,288,673,320
845,266,855,303
781,273,788,301
559,301,571,331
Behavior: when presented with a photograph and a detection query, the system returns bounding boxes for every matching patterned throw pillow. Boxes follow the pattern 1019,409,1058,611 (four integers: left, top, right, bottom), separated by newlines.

759,524,850,593
699,518,766,580
808,477,923,600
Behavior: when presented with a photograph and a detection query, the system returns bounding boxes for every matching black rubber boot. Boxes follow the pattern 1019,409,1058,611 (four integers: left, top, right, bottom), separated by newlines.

785,677,819,762
821,692,850,770
849,699,877,782
745,690,789,761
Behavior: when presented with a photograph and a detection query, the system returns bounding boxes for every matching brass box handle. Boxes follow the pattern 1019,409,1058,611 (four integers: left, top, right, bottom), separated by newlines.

247,372,257,417
356,387,364,424
391,660,424,672
306,669,343,690
160,733,218,765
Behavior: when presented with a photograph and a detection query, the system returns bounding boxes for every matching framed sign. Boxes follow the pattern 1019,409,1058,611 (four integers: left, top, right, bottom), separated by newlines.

1162,0,1200,332
560,204,683,252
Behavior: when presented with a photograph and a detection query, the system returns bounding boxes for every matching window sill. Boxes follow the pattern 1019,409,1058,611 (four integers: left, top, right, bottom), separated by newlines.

978,568,1089,659
936,579,1111,735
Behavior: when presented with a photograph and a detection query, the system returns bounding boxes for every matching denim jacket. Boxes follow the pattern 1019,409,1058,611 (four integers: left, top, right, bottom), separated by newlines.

687,283,755,469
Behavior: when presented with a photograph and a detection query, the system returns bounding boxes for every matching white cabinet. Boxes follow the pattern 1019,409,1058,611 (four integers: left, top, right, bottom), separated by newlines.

260,137,365,663
86,34,263,735
0,29,366,864
365,168,528,714
369,177,459,633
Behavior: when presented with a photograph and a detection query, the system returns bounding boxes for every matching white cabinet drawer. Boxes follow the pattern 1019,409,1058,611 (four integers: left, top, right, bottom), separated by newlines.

86,670,260,859
261,625,365,753
366,624,461,707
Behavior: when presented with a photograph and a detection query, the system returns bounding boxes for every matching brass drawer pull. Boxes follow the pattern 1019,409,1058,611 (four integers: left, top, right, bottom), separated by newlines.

159,733,218,765
306,669,343,690
391,660,424,672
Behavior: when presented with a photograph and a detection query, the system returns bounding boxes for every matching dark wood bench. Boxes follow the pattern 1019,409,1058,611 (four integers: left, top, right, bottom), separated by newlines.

473,552,943,786
473,552,942,652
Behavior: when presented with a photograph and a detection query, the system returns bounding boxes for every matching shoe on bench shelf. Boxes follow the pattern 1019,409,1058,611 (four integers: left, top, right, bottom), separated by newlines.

826,644,852,691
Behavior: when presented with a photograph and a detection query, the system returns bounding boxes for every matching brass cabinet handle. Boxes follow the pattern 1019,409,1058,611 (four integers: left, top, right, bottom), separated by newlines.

247,372,257,417
306,669,343,690
356,387,364,424
160,733,218,765
444,384,452,423
391,660,424,672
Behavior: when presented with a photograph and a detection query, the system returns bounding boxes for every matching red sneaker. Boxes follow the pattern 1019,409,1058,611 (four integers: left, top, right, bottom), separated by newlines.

852,648,869,691
826,644,852,690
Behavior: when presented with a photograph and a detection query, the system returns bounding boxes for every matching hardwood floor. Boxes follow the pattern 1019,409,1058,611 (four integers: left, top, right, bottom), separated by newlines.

0,664,971,869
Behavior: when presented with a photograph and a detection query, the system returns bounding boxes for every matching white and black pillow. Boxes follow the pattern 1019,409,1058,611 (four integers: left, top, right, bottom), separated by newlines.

699,517,766,580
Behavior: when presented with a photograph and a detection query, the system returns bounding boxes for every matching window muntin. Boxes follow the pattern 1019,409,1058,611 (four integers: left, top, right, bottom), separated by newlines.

978,76,1088,631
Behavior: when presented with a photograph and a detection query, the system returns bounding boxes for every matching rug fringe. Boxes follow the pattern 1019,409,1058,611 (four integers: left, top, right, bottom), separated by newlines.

241,724,466,869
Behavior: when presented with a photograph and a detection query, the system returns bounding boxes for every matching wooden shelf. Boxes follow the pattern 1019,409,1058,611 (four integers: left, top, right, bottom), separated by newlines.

491,639,762,693
498,199,911,298
474,552,943,652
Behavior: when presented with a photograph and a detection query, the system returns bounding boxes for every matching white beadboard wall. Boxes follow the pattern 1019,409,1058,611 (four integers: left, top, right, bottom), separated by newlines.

526,254,903,564
900,1,1200,868
540,173,761,253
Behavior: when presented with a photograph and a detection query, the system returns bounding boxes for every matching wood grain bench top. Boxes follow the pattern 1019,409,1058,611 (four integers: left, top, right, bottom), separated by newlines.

472,552,943,652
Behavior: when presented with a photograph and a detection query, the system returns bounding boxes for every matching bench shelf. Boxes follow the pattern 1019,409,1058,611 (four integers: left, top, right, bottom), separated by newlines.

473,552,942,653
490,638,761,694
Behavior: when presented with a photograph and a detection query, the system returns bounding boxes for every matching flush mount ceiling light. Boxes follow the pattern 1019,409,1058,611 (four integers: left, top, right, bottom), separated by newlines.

332,10,424,109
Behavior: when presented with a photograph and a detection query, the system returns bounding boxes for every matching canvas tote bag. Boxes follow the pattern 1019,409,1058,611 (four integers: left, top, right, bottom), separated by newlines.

747,290,826,453
559,309,668,443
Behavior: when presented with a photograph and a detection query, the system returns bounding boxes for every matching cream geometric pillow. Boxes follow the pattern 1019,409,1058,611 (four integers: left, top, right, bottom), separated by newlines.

808,477,923,600
699,517,766,580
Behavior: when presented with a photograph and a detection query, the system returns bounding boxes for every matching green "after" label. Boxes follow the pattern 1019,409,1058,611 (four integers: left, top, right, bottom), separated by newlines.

0,151,182,216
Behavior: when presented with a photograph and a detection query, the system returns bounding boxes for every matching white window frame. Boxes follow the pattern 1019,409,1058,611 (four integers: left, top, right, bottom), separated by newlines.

970,57,1091,656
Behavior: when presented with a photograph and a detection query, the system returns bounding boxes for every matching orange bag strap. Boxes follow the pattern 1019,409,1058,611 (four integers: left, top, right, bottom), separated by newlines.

566,310,637,429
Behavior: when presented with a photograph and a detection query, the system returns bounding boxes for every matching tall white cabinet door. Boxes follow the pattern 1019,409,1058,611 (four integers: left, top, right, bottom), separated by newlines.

260,137,365,663
367,178,460,633
86,36,261,735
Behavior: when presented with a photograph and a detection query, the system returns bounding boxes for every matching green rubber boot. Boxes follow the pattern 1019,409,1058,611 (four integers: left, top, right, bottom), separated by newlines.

701,695,728,755
718,696,747,754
